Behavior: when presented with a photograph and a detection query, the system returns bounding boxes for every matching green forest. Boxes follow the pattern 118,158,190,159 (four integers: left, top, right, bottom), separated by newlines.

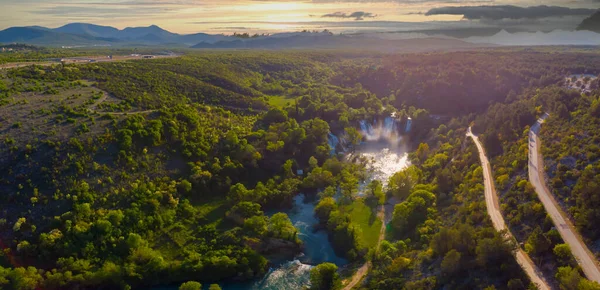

0,48,600,290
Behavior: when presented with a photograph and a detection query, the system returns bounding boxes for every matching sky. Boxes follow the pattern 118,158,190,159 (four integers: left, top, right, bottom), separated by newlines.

1,0,598,34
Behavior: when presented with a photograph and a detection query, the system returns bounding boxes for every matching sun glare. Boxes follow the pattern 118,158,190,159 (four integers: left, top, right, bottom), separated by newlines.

240,2,306,12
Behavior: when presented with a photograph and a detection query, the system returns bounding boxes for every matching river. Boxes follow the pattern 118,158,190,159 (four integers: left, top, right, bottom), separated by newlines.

164,117,411,290
227,116,411,290
223,193,348,290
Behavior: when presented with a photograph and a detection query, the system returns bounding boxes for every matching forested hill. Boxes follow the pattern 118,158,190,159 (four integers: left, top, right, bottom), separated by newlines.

1,49,600,289
191,35,482,52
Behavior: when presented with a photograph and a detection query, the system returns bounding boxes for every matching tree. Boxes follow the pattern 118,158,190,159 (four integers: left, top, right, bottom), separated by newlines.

0,80,7,92
555,103,570,119
391,189,435,234
261,108,288,126
269,213,297,241
388,166,422,200
591,99,600,117
475,235,514,268
441,249,461,278
553,243,573,265
483,133,503,157
579,279,600,290
507,279,525,290
244,216,268,237
525,227,551,256
178,180,193,194
366,180,385,206
315,197,337,223
339,170,358,203
303,167,334,191
282,159,295,178
13,217,26,232
415,143,430,160
0,266,9,288
179,281,202,290
309,156,319,170
209,284,223,290
8,267,43,290
556,266,582,290
227,202,263,224
310,263,340,290
344,127,362,151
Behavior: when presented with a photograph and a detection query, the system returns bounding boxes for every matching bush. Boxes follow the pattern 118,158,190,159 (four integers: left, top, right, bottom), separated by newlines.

179,281,202,290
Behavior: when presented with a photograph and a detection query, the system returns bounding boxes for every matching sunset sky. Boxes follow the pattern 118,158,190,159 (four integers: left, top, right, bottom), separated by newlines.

1,0,598,34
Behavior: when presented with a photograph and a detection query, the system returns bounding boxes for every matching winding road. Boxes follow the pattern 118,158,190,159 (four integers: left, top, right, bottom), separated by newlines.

467,128,550,290
529,114,600,283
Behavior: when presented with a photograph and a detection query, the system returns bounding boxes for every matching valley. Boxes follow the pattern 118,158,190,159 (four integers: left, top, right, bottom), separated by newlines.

0,48,600,290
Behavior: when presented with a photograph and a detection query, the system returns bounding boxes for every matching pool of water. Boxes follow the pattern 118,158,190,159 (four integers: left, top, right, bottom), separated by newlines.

224,194,347,290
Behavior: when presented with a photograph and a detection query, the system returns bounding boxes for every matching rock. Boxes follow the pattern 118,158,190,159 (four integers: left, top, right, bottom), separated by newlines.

245,237,303,260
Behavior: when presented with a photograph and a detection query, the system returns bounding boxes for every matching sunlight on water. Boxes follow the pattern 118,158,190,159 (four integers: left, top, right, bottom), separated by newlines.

359,147,410,187
355,116,411,187
230,260,313,290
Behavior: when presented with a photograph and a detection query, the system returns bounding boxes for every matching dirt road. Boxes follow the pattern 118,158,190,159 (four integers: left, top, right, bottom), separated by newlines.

468,128,550,290
0,54,179,70
529,114,600,283
342,205,385,290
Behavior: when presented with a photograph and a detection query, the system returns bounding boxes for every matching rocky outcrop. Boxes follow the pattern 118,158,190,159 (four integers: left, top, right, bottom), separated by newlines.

245,237,303,260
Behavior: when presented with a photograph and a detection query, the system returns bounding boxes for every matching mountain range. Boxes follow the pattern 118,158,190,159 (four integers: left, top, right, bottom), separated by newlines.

0,23,231,46
0,23,487,51
191,33,485,51
1,17,599,49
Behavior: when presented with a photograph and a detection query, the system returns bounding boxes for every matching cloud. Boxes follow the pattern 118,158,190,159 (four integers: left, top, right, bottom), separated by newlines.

425,5,597,20
32,5,169,18
321,11,377,21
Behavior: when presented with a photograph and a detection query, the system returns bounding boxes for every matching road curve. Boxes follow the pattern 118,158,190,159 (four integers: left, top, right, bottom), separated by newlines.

529,114,600,283
468,128,550,290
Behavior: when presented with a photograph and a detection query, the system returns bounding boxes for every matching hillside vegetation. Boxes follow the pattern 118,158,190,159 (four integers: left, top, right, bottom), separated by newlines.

0,49,600,289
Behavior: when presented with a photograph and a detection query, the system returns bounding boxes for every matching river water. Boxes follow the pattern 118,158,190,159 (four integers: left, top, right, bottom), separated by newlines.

224,194,347,290
229,117,411,290
227,117,411,290
163,117,410,290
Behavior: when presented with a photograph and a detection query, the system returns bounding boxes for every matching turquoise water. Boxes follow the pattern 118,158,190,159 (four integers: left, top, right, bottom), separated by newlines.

224,194,347,290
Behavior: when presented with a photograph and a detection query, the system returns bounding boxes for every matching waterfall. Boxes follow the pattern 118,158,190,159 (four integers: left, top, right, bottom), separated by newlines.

328,132,339,155
383,117,396,137
338,135,348,148
359,116,401,142
405,117,412,133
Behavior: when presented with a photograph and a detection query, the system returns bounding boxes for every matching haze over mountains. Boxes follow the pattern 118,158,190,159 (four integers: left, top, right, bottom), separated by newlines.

0,23,230,46
1,19,599,49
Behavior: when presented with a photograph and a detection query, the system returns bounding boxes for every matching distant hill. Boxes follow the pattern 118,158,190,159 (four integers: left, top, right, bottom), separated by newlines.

192,34,485,52
0,23,232,46
116,25,177,41
467,29,600,46
577,11,600,33
54,23,120,38
0,27,112,46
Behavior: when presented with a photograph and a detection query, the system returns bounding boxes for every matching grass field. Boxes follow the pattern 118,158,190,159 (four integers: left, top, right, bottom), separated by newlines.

343,198,382,249
194,198,227,227
267,95,296,108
